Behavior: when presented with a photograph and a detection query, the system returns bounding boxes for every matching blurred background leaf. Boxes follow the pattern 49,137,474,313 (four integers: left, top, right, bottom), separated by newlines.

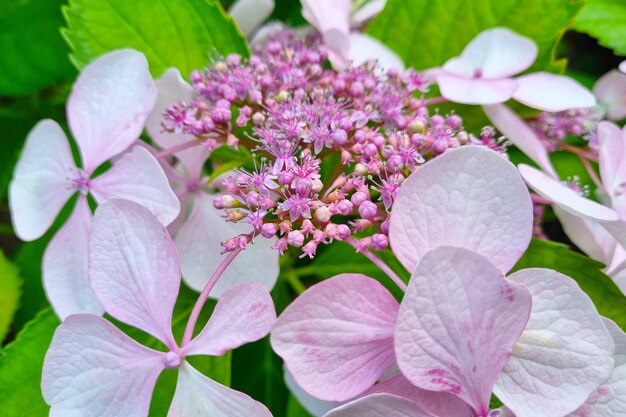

0,250,22,344
574,0,626,56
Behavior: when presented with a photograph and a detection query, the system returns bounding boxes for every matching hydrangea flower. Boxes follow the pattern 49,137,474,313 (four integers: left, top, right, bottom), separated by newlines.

146,68,279,297
8,49,180,319
42,199,276,417
271,146,616,417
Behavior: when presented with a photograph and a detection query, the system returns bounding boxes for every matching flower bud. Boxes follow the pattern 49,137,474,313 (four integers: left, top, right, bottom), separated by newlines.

336,224,351,240
314,206,331,223
371,233,389,251
287,230,305,247
279,220,292,234
300,241,318,259
358,201,377,219
261,223,278,238
351,191,368,206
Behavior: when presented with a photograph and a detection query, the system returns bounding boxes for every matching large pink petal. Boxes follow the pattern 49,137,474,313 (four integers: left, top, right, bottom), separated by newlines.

347,33,404,71
568,319,626,417
270,273,399,401
301,0,352,58
367,374,473,417
167,362,272,417
483,103,557,178
176,192,279,297
284,369,344,417
90,146,180,226
43,197,103,320
598,121,626,201
89,199,180,347
518,164,618,221
9,119,76,241
436,74,518,105
593,70,626,120
42,314,165,417
146,68,209,180
389,146,533,274
443,28,537,79
495,269,615,417
395,246,531,416
323,394,434,417
184,282,276,356
67,49,157,173
229,0,275,36
513,72,596,112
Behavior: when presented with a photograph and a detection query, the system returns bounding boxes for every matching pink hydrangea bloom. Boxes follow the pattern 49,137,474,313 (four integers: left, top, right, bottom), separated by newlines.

146,68,280,298
271,146,615,417
42,199,276,417
8,49,180,319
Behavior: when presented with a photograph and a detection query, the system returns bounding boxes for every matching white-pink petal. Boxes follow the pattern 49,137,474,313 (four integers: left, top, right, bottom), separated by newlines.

301,0,352,59
90,145,181,226
89,199,180,347
42,314,165,417
147,68,209,181
518,164,618,221
43,197,103,320
229,0,275,36
167,362,273,417
176,193,279,297
598,121,626,201
436,74,518,105
9,119,76,241
350,0,386,26
271,274,399,401
323,393,434,417
389,146,533,274
285,369,344,417
495,269,615,417
443,28,537,79
184,282,275,356
483,103,557,178
594,70,626,120
395,246,531,416
347,33,404,71
513,72,596,112
67,49,157,173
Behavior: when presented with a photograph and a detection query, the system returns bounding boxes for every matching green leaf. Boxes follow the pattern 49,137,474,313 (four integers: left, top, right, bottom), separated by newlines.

512,238,626,330
0,0,75,96
0,251,22,344
574,0,626,56
367,0,583,72
62,0,249,78
0,309,60,417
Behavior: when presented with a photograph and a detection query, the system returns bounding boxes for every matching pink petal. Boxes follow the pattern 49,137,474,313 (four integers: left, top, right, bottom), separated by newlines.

284,369,344,417
593,70,626,120
347,33,404,71
513,72,596,112
436,74,518,105
367,374,473,417
9,119,76,241
43,197,103,319
350,0,386,26
495,269,615,417
598,121,626,200
568,319,626,417
42,314,165,417
184,282,276,356
301,0,352,58
89,199,181,347
443,28,537,79
518,164,619,221
167,362,272,417
146,68,209,180
229,0,275,36
389,146,533,274
176,193,279,297
67,49,157,173
483,103,557,178
90,145,181,226
270,273,399,401
323,393,434,417
395,246,531,416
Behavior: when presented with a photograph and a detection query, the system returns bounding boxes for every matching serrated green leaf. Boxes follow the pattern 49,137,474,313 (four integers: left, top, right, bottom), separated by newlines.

367,0,583,72
0,309,60,417
574,0,626,56
62,0,249,78
0,0,75,96
512,238,626,330
0,251,22,344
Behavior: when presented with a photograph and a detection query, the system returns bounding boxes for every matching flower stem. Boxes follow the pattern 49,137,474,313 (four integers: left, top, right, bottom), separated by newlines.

423,96,448,106
155,139,202,159
346,238,408,291
577,154,605,192
181,248,243,347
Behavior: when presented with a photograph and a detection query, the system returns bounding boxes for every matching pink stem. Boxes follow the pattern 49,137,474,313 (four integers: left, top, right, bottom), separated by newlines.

155,139,201,159
530,193,551,205
578,154,605,192
346,238,408,291
423,96,448,106
181,247,243,347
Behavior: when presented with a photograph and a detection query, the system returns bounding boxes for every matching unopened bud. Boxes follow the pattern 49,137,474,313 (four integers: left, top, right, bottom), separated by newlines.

287,230,305,247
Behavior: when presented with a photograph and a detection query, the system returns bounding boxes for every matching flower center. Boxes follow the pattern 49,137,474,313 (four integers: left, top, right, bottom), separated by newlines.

163,351,182,369
70,168,91,195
